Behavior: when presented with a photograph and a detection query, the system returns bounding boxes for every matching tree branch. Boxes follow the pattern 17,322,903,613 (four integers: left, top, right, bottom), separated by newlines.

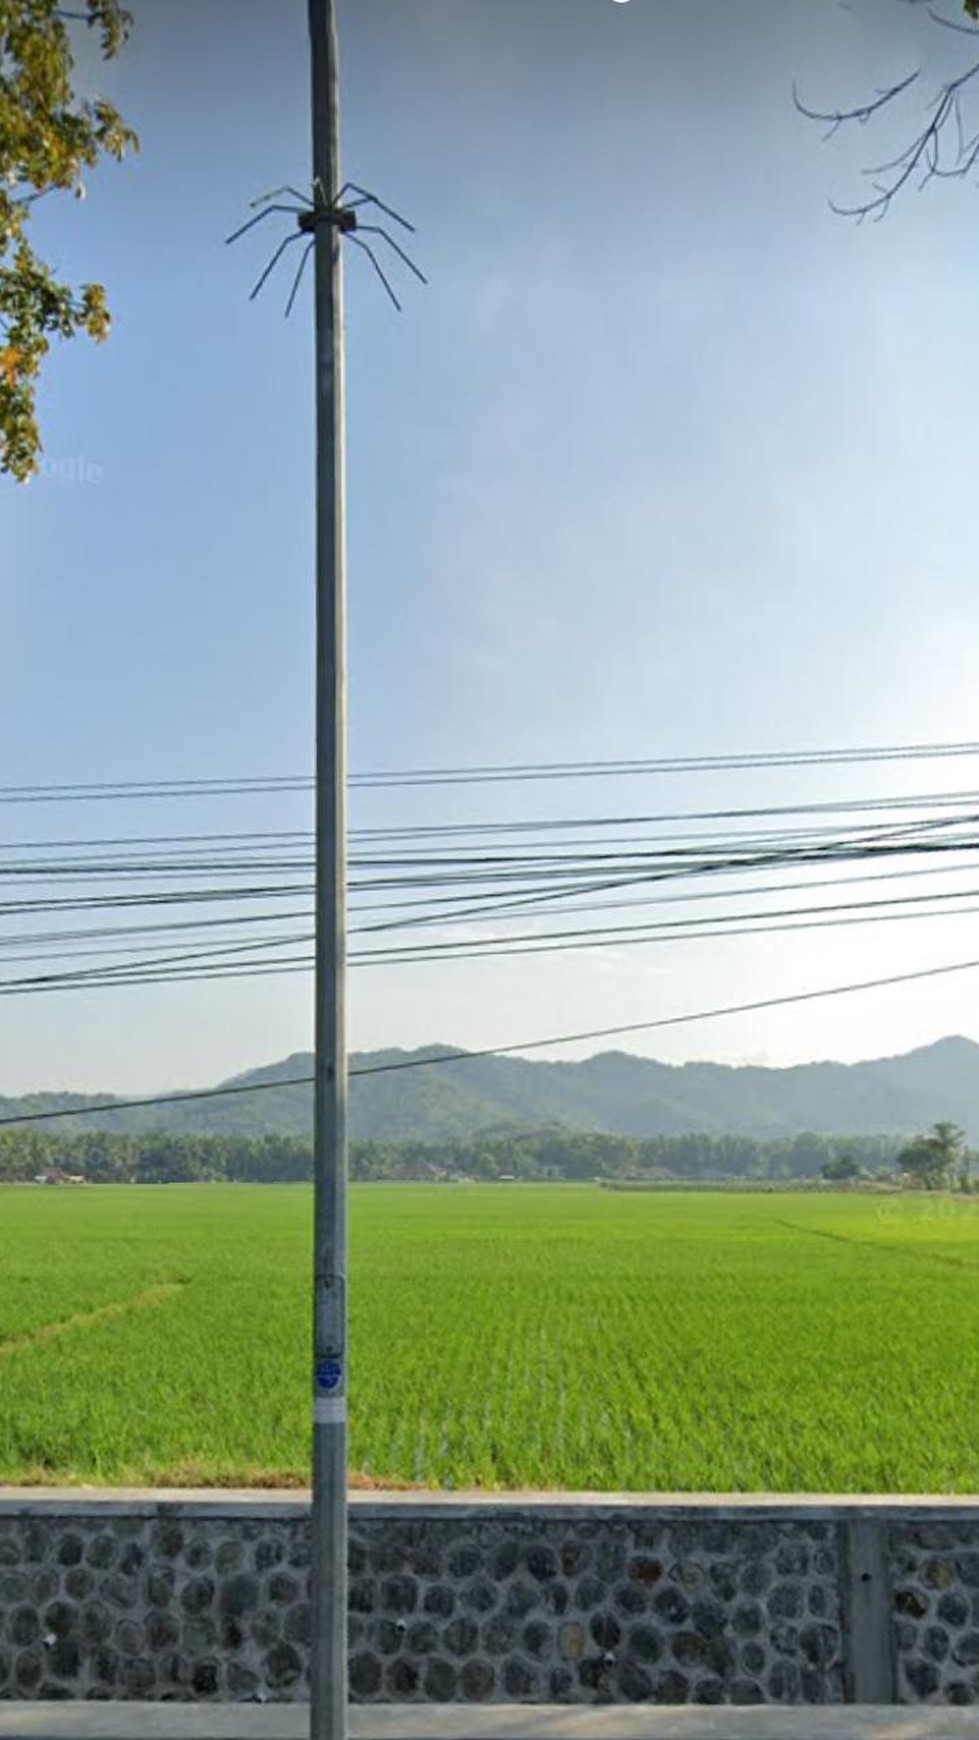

797,33,979,220
793,68,921,139
0,1,136,479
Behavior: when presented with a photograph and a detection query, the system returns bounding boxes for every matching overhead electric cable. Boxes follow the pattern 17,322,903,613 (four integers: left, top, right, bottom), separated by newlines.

3,953,979,1125
6,852,979,974
348,856,979,928
1,854,973,966
11,782,979,853
10,873,979,987
348,741,979,787
348,787,979,840
13,737,979,805
1,826,979,935
350,882,979,960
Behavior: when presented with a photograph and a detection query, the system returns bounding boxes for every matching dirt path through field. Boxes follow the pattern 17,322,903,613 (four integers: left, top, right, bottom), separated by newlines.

774,1216,979,1272
0,1282,187,1360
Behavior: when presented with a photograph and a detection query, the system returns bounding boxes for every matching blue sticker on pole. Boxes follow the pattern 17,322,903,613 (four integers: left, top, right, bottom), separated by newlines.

315,1357,343,1394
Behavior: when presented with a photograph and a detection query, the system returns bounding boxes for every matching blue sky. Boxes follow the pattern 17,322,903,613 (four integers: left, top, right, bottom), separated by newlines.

4,0,979,1092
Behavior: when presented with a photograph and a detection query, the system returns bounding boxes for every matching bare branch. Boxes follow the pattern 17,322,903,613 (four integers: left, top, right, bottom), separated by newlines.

792,68,921,130
798,46,979,221
925,5,979,37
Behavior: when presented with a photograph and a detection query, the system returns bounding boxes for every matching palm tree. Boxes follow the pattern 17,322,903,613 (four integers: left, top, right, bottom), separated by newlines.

896,1122,970,1191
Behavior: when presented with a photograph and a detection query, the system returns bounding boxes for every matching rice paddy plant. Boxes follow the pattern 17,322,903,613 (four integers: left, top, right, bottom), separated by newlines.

2,1181,979,1489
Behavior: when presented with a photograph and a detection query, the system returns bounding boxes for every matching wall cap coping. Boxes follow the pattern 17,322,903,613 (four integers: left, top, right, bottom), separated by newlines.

1,1488,979,1521
2,1706,979,1740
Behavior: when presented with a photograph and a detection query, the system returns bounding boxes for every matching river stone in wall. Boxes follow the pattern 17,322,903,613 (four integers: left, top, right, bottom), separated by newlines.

891,1521,979,1704
0,1506,843,1704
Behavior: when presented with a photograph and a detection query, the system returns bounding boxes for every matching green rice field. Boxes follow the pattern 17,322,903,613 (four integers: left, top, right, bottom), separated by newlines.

0,1182,977,1492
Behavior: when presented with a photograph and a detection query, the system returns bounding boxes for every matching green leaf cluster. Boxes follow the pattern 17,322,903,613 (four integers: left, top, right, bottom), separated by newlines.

0,0,136,480
0,1124,907,1185
895,1120,973,1191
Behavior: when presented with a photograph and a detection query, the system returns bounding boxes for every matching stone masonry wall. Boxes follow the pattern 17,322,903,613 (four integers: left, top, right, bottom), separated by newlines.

0,1494,974,1706
890,1520,979,1703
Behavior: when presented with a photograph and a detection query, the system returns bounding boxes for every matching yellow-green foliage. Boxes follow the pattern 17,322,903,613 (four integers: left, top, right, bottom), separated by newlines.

0,1184,977,1491
0,1,137,480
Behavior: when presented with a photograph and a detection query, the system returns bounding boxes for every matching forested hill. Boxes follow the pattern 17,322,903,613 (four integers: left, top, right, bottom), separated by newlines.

4,1035,979,1141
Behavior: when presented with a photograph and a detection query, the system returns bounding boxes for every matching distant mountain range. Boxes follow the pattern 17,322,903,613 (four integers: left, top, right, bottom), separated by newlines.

5,1036,979,1143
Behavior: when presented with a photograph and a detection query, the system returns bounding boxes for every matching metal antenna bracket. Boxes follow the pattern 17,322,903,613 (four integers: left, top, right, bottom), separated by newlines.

227,181,425,314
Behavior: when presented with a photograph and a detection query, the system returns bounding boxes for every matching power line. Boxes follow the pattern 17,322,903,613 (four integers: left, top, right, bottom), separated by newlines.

0,907,315,955
349,741,979,788
0,853,970,968
0,1071,316,1127
4,797,979,884
0,929,317,989
351,835,979,927
354,896,979,968
1,952,977,1127
0,846,961,949
349,786,979,841
9,782,979,852
350,956,979,1067
351,882,979,962
0,885,311,919
343,829,979,932
2,827,979,983
2,799,979,992
0,885,974,987
23,860,979,985
0,831,311,851
351,856,979,931
10,737,979,804
0,777,312,804
3,814,974,901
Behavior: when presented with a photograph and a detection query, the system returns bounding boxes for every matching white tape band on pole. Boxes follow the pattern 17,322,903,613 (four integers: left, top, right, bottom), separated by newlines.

313,1395,347,1425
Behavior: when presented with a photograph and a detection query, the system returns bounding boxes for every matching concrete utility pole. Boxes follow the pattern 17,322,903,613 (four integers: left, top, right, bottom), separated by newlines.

308,3,348,1739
